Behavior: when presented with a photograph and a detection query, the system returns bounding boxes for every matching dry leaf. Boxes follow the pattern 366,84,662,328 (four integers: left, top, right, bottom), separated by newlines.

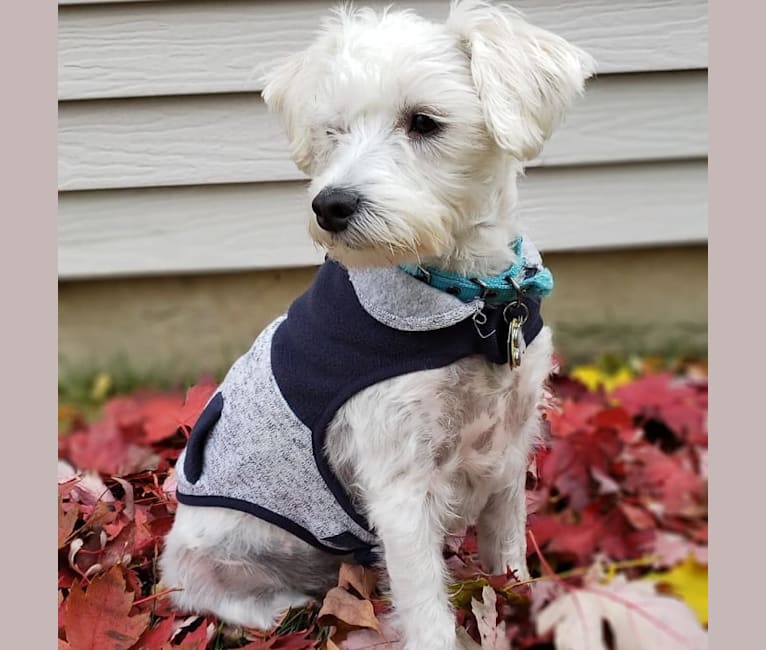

63,566,150,649
644,556,708,626
318,587,381,634
338,563,378,600
471,586,510,650
536,574,708,650
456,627,482,650
338,619,402,649
58,496,78,548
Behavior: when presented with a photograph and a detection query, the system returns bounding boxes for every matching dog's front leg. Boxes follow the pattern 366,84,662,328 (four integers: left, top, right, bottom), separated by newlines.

367,487,458,650
477,461,530,580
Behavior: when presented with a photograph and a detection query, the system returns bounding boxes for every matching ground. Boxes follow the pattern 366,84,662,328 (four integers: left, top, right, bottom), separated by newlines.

57,355,708,650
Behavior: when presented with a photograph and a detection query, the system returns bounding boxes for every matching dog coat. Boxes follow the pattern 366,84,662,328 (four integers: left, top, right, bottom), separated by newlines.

175,243,548,563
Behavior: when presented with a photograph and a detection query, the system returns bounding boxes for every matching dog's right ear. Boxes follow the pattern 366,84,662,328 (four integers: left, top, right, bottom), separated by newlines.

261,48,318,175
261,5,351,175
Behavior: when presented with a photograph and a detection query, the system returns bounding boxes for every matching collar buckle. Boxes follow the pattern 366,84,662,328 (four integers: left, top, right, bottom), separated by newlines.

469,278,498,301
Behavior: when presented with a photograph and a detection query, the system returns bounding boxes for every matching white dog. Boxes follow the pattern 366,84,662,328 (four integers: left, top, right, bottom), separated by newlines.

159,2,594,648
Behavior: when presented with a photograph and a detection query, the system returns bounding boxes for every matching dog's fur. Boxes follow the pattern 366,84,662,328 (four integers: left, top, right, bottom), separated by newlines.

159,3,594,648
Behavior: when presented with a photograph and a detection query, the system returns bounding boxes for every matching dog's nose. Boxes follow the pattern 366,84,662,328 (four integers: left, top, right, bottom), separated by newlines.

311,188,359,233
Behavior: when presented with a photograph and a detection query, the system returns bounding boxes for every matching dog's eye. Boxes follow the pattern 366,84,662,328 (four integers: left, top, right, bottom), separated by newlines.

409,113,441,137
324,126,345,139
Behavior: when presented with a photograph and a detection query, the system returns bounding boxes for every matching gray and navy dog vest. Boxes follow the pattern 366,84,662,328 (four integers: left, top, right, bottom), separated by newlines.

175,243,547,563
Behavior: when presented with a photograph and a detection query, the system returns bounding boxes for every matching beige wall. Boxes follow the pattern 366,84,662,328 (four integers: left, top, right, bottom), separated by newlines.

58,245,707,384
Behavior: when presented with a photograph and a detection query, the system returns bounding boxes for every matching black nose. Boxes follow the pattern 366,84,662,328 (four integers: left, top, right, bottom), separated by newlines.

311,187,360,232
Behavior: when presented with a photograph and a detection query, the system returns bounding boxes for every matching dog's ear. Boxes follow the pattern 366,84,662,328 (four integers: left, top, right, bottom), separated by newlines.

261,5,349,175
447,1,595,160
261,48,318,175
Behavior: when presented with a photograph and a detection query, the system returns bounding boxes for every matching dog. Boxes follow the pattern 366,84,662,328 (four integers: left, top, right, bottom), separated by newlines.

159,2,594,648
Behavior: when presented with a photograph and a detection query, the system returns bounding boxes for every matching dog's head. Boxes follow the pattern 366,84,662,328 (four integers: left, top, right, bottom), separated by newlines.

262,1,594,268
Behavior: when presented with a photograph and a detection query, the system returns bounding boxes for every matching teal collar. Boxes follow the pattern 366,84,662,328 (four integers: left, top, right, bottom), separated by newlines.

398,237,553,305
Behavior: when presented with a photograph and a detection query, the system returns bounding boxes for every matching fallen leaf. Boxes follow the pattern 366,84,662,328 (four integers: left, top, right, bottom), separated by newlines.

618,501,656,531
651,532,708,568
471,586,510,650
338,563,378,600
612,374,706,441
570,364,633,392
63,566,150,650
133,615,176,648
644,556,708,626
58,496,78,548
91,371,113,402
536,574,707,650
178,384,219,433
143,384,218,443
170,620,213,650
338,619,402,649
456,627,482,650
318,587,381,634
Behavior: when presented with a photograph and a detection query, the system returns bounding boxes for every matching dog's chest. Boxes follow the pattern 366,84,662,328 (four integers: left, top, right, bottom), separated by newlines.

328,329,552,526
433,357,543,511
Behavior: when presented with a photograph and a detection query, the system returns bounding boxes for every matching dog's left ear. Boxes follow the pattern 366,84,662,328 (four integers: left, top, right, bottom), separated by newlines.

447,1,595,160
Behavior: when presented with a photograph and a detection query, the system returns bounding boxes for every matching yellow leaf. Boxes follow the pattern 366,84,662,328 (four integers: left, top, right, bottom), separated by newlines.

644,556,708,626
90,371,113,402
571,365,633,392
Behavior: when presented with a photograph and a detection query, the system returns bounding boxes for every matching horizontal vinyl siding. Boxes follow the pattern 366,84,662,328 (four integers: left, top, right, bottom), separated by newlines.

58,0,708,100
59,160,708,279
59,70,708,191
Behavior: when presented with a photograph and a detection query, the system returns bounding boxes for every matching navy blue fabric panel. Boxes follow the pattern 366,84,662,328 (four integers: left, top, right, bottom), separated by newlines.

183,392,224,484
175,491,372,556
272,262,544,431
272,261,477,432
271,261,545,535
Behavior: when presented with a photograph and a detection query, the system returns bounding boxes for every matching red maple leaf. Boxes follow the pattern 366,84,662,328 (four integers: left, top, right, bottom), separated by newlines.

622,445,704,517
612,373,706,442
546,399,602,438
133,615,176,648
143,384,217,443
63,418,160,476
538,427,622,511
63,567,150,649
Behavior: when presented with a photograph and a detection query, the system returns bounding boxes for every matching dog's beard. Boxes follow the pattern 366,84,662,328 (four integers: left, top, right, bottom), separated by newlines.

309,205,454,268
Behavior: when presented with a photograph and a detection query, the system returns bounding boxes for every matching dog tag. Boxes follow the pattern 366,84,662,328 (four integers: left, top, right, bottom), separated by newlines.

507,317,525,369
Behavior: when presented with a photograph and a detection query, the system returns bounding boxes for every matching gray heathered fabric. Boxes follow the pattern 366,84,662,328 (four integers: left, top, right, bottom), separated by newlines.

174,267,477,550
347,266,483,331
175,317,377,550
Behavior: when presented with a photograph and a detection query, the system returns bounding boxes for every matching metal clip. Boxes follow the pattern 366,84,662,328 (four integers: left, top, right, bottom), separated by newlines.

502,299,529,326
472,306,497,339
415,265,431,283
502,276,528,369
506,317,525,369
469,278,498,300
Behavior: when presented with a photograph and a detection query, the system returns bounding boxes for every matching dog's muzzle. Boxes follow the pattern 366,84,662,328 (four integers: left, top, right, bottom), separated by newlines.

312,187,360,233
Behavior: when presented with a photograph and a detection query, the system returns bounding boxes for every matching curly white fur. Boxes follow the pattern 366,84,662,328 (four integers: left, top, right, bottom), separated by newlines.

160,3,593,649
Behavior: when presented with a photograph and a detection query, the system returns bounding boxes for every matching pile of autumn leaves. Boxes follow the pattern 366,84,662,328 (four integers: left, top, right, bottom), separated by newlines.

58,360,708,650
